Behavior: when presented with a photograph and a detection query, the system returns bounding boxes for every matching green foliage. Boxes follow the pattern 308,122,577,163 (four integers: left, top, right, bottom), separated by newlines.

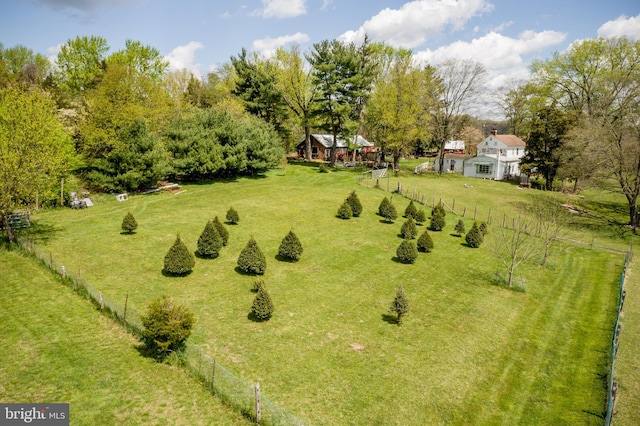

379,197,398,222
226,206,239,224
401,217,417,239
237,237,266,275
465,222,484,248
318,163,330,173
429,211,446,231
140,295,194,360
389,285,409,325
55,35,109,97
278,230,303,261
252,278,265,293
414,209,427,224
346,190,363,217
479,222,489,236
251,283,274,321
404,200,418,219
454,219,466,236
163,234,195,276
107,39,168,83
396,239,418,264
121,211,138,234
432,203,446,218
196,220,223,258
337,201,353,219
417,229,434,253
212,216,229,246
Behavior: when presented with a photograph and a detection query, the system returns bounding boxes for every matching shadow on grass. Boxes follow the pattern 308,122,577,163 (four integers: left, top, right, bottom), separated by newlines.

234,266,265,276
194,251,219,260
161,269,193,277
391,256,416,264
275,254,299,263
20,221,63,244
120,231,136,235
381,313,399,325
247,312,271,322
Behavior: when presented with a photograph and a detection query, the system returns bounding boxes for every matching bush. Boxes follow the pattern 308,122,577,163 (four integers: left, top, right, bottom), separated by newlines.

252,278,265,293
346,190,362,217
163,234,195,276
213,216,229,246
378,197,398,222
237,237,266,275
389,285,409,325
251,283,274,321
396,239,418,264
319,163,329,173
414,209,427,224
404,200,417,219
226,207,239,224
140,295,194,360
479,222,489,236
429,212,446,231
432,202,446,218
278,230,303,261
197,220,223,258
465,222,484,248
337,201,353,219
417,229,434,252
454,219,466,236
121,211,138,234
401,217,417,239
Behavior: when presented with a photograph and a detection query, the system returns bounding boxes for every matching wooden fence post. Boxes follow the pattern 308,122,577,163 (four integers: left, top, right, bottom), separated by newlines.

463,206,467,217
123,292,129,324
255,383,261,422
99,291,105,310
211,360,216,393
474,206,477,220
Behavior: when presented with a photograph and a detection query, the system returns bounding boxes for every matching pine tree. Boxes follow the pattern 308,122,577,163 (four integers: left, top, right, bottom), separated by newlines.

213,216,229,246
251,284,274,321
252,278,265,293
479,222,489,236
121,211,138,234
226,207,240,224
346,190,362,217
378,197,398,222
417,229,434,252
390,285,409,325
430,210,446,231
163,234,195,276
140,294,194,359
465,222,484,248
396,239,418,264
404,200,417,219
278,230,303,261
197,220,223,258
414,209,427,224
401,217,417,239
454,219,466,236
237,237,266,275
337,201,353,219
432,202,446,218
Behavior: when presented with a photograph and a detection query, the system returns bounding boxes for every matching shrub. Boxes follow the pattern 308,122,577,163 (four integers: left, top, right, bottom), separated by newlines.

432,202,446,218
417,229,434,252
121,211,138,234
237,237,266,275
454,219,466,236
226,207,239,224
396,239,418,264
252,278,265,293
197,220,223,258
140,295,194,359
389,285,409,325
465,222,484,248
414,209,427,224
251,284,274,321
213,216,229,246
346,190,362,217
278,230,303,261
337,201,353,219
163,234,195,276
404,200,417,219
401,217,417,239
378,197,398,222
318,163,329,173
479,222,489,236
429,211,446,231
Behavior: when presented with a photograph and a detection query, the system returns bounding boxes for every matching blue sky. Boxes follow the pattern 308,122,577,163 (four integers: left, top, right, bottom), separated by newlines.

2,0,640,93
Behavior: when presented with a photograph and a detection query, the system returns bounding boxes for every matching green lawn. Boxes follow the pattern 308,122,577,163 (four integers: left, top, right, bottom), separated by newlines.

17,162,628,424
0,247,251,426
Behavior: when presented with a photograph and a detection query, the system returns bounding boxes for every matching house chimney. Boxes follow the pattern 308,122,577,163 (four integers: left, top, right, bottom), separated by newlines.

491,129,498,136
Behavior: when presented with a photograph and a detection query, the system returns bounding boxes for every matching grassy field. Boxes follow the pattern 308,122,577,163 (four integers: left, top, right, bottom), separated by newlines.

17,161,630,424
0,247,251,426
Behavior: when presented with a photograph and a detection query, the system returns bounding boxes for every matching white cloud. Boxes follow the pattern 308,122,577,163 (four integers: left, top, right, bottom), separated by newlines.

597,14,640,40
164,41,204,78
259,0,306,18
339,0,493,47
252,32,310,58
320,0,333,11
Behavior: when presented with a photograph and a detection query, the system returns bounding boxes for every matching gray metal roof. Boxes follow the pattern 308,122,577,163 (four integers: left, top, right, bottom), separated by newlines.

310,134,373,148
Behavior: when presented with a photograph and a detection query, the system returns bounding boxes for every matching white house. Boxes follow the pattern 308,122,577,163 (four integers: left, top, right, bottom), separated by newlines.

434,153,472,174
464,130,526,180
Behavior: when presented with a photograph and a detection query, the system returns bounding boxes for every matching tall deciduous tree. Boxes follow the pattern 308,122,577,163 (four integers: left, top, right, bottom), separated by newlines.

56,35,110,97
0,44,51,87
107,39,169,83
491,218,539,288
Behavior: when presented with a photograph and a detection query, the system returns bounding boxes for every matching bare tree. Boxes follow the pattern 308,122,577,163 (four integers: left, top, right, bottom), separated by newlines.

491,217,540,288
530,202,572,266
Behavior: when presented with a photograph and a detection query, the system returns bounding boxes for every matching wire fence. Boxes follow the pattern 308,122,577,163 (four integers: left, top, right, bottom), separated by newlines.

15,236,305,426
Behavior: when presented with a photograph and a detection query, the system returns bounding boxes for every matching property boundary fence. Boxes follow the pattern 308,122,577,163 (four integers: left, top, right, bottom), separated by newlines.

15,236,305,426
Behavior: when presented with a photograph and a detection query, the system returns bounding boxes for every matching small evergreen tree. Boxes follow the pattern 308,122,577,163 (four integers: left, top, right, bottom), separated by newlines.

379,197,398,222
346,190,362,217
432,202,446,218
465,222,484,248
252,278,265,293
226,207,239,224
213,216,229,246
479,221,489,236
251,284,274,321
278,230,303,261
417,229,434,252
337,201,353,219
429,211,446,231
396,239,418,264
404,200,417,219
454,219,466,236
390,285,409,325
121,211,138,234
163,234,195,276
414,209,427,224
197,220,223,258
140,295,194,359
401,217,417,239
237,237,266,275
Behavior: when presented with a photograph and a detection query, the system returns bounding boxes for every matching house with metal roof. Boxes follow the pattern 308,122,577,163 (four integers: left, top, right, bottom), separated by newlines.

296,134,374,160
463,130,526,180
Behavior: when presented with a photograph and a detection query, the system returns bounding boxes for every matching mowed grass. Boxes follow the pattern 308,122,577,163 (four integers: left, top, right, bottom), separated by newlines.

22,162,626,425
0,247,251,426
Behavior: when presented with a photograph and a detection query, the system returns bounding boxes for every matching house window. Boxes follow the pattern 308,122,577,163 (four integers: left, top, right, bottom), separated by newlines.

312,147,318,158
476,164,493,174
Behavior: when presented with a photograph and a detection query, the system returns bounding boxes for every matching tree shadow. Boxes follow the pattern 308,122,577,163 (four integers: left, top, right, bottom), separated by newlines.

120,231,136,235
449,233,462,237
20,221,63,244
381,313,399,324
161,269,193,277
234,266,264,276
275,254,299,263
247,312,271,322
194,250,219,260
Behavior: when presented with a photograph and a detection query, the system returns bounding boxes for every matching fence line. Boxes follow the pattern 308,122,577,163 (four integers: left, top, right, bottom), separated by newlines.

15,236,304,426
